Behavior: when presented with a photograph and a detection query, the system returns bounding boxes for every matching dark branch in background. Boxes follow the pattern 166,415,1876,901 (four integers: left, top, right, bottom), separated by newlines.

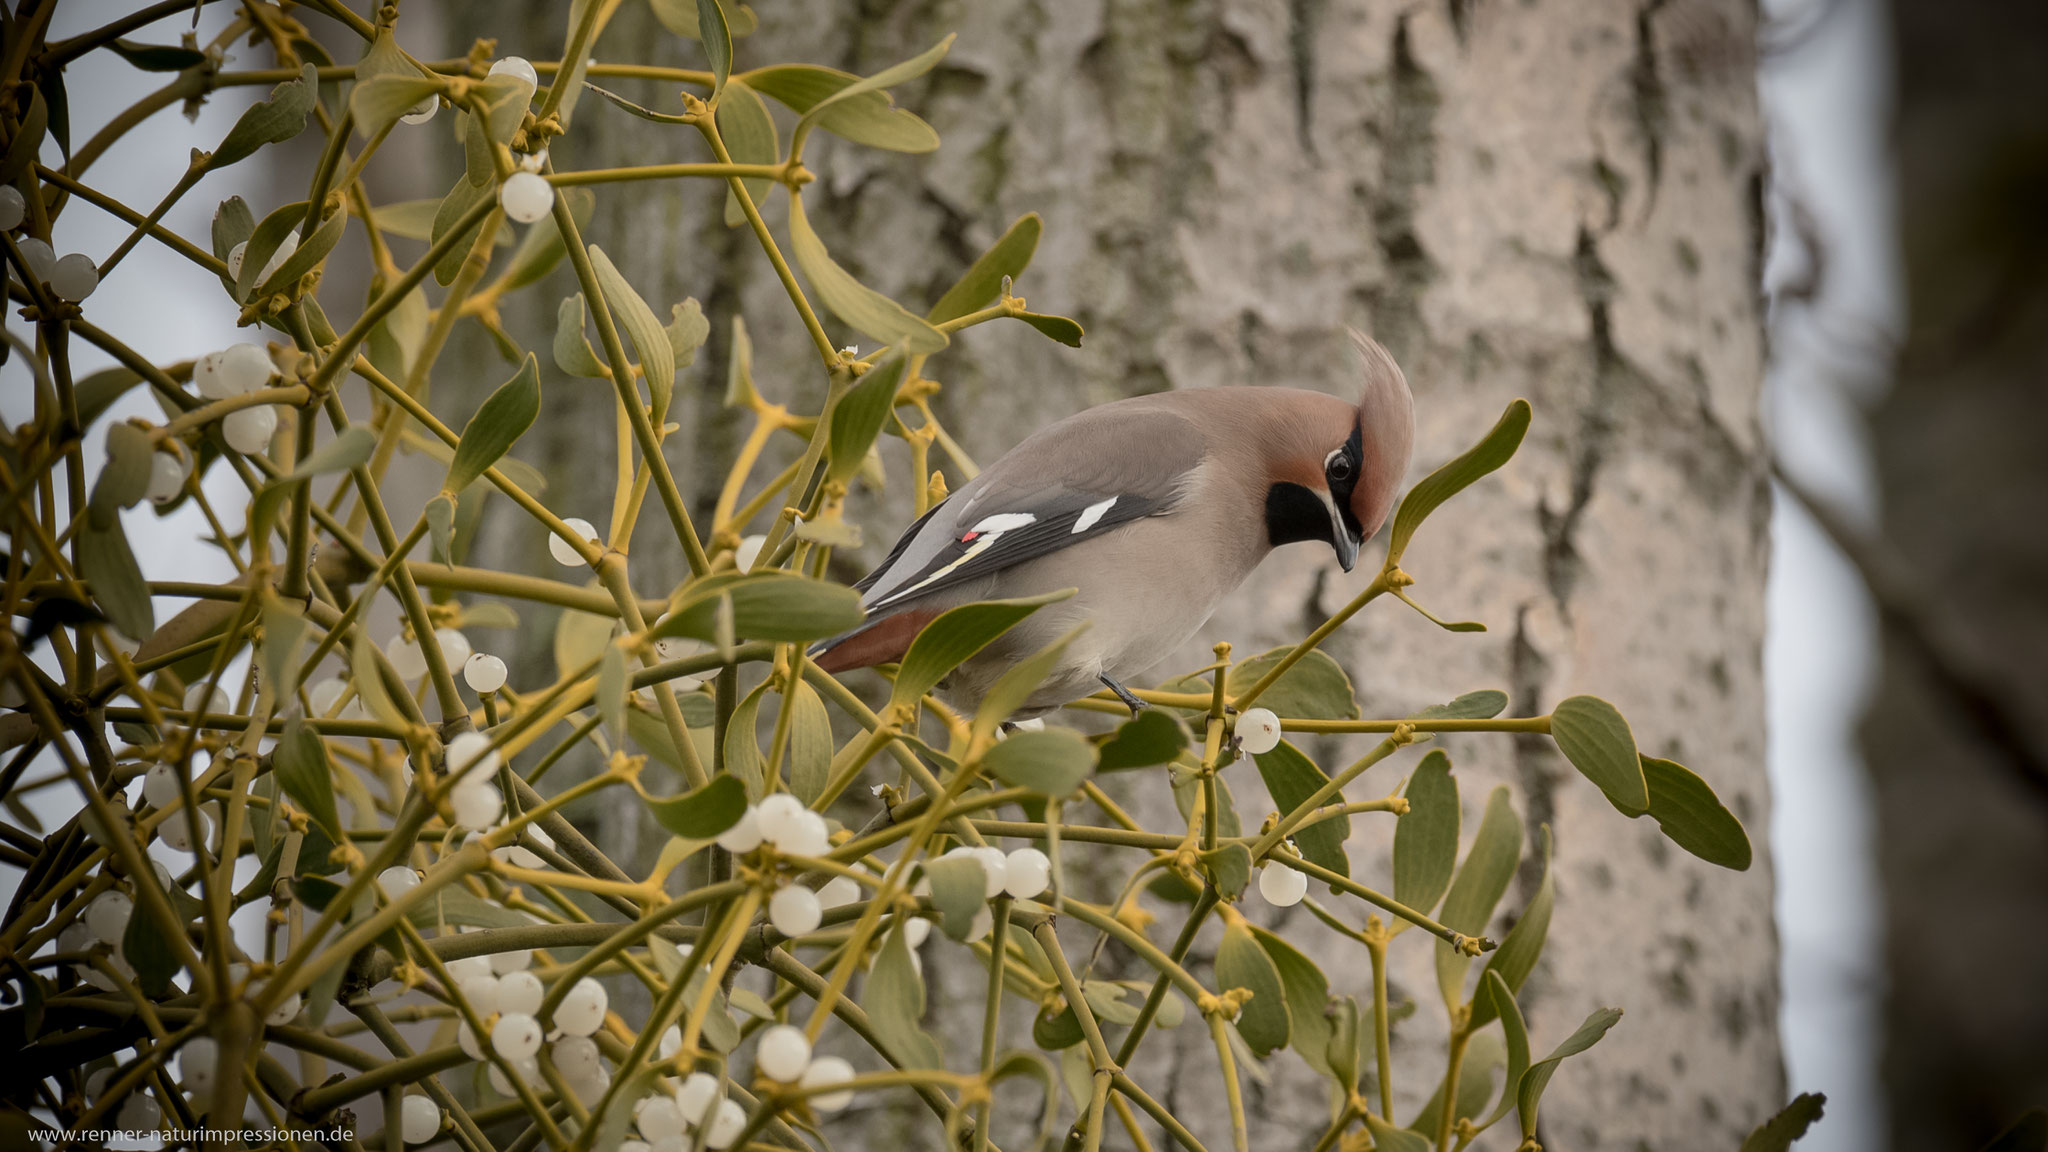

1771,461,2048,806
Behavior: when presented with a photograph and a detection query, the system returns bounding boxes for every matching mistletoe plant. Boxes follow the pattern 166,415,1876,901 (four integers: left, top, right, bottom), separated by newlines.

0,3,1772,1152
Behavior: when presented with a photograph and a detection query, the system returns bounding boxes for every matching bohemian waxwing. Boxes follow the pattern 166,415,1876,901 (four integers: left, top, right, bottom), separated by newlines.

812,330,1415,717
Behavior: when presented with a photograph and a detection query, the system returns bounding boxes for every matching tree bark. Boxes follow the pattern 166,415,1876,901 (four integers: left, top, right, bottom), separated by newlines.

1868,2,2048,1147
446,0,1780,1146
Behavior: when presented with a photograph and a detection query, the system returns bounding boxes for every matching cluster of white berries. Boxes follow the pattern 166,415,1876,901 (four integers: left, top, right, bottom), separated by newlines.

82,1062,164,1130
140,750,216,852
442,730,508,829
716,795,834,937
3,190,100,301
754,1024,858,1111
1233,707,1283,755
384,626,511,695
191,342,282,455
442,952,612,1103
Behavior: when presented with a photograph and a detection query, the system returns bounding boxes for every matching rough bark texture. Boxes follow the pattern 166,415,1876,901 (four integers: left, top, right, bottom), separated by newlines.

1871,2,2048,1147
443,1,1781,1146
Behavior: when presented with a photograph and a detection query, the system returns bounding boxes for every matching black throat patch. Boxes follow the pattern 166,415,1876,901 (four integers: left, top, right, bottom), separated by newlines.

1266,482,1333,548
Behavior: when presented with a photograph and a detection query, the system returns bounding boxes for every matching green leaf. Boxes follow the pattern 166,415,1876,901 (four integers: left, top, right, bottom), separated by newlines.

425,492,455,564
109,39,208,72
1327,995,1362,1093
288,426,375,481
1406,689,1510,745
696,0,731,94
1163,646,1358,720
209,63,317,171
249,203,348,302
793,36,953,149
1641,755,1752,870
717,79,779,226
581,82,696,125
1408,1029,1506,1137
1033,999,1084,1051
1469,827,1552,1031
929,213,1041,323
587,245,677,418
647,774,747,839
649,0,758,39
864,923,944,1068
212,197,256,265
349,74,444,137
1387,397,1530,566
598,643,628,738
445,354,540,495
1214,920,1289,1057
724,315,758,407
274,716,342,838
1516,1005,1624,1140
787,681,833,804
1096,709,1189,771
889,591,1069,707
554,293,609,378
826,353,906,485
1249,925,1335,1078
350,627,407,731
990,1050,1064,1148
1549,695,1650,816
1253,739,1350,878
787,194,947,354
431,171,492,285
1393,750,1458,915
1200,843,1252,900
1434,786,1520,1003
75,368,144,433
980,729,1094,797
1364,1114,1432,1152
91,422,153,528
924,854,989,941
1477,970,1532,1129
1740,1093,1830,1152
656,572,865,645
235,199,311,301
1014,310,1085,347
120,904,180,997
741,64,939,153
971,623,1089,745
408,888,539,932
722,681,767,798
77,521,153,642
665,298,709,367
260,599,309,701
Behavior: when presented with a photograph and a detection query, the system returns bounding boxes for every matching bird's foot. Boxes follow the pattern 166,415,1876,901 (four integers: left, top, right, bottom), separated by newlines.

1100,675,1148,719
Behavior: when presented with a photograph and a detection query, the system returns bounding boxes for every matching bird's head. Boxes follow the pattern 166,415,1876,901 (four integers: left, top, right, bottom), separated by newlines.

1261,331,1415,572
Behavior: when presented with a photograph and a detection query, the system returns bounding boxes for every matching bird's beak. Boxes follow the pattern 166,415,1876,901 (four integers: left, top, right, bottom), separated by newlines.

1328,503,1360,573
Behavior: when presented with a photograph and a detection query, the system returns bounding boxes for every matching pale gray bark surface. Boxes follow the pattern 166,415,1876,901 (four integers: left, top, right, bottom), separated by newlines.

438,1,1782,1147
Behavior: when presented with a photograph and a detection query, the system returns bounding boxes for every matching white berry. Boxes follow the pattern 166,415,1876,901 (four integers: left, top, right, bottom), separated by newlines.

457,1021,484,1060
755,793,806,847
734,534,765,573
451,780,502,828
401,96,438,125
769,885,822,938
225,242,248,280
434,627,472,667
1258,863,1308,907
50,253,98,301
489,1056,538,1096
464,652,508,693
158,807,209,851
755,1023,811,1082
500,171,555,224
400,1094,441,1144
1234,708,1283,755
492,1012,542,1059
659,1025,684,1061
550,517,597,566
17,237,55,282
715,805,763,853
146,451,187,504
256,229,298,285
637,1093,683,1142
676,1071,719,1123
86,892,132,944
377,866,420,899
386,633,428,680
1003,847,1051,899
183,681,229,716
489,947,533,975
552,1034,600,1078
180,1036,219,1094
0,185,23,230
222,404,278,455
457,975,501,1018
445,730,501,786
217,343,274,393
557,977,607,1036
142,763,181,808
488,56,538,88
497,969,544,1016
705,1098,746,1148
817,875,861,910
266,992,301,1026
801,1055,856,1112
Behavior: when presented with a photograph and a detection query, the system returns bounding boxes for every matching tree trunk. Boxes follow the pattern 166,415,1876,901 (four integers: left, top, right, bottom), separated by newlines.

1868,2,2048,1147
446,0,1780,1146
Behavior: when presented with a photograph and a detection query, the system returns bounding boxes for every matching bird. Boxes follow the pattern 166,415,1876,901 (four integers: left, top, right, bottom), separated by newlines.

810,330,1415,718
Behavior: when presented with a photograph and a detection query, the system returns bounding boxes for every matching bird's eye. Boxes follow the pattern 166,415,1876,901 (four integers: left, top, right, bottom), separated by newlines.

1327,456,1354,482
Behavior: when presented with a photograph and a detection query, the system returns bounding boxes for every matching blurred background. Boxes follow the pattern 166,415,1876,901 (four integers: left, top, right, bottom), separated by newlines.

8,0,2046,1148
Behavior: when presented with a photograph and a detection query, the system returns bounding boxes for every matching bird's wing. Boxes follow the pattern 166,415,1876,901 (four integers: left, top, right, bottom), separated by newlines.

856,402,1208,613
